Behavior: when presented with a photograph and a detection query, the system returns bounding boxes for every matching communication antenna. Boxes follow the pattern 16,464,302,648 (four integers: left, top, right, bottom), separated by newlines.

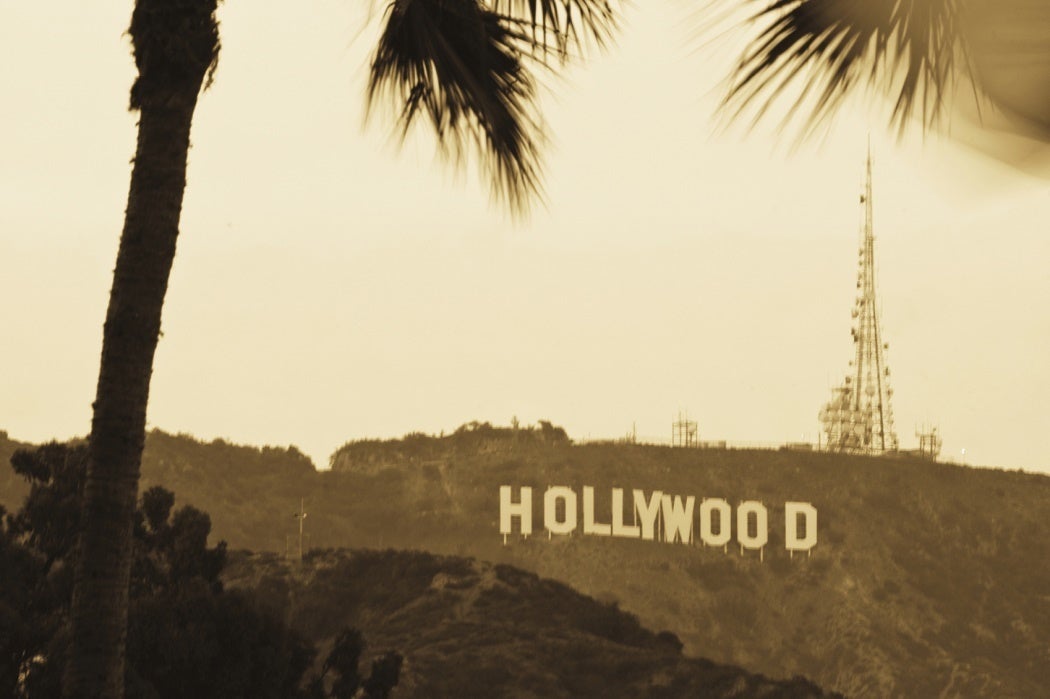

819,147,899,455
915,425,943,460
671,411,698,448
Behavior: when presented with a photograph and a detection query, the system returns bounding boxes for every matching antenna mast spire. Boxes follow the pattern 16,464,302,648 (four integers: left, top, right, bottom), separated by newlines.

820,150,898,454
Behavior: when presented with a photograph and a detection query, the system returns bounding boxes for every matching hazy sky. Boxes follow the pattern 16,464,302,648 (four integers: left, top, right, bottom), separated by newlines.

3,2,1049,472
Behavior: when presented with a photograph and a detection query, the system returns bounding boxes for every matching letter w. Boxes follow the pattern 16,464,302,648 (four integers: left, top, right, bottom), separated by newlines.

661,494,695,544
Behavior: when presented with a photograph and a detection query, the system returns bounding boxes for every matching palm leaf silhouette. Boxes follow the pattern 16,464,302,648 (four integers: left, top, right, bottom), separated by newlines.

368,0,620,213
723,0,964,137
720,0,1050,156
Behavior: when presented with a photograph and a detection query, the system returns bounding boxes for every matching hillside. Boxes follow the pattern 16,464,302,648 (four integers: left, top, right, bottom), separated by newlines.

223,548,835,698
3,426,1049,696
321,433,1050,697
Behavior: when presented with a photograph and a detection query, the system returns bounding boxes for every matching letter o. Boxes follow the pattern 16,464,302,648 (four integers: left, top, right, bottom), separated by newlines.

736,501,768,550
544,486,578,535
699,498,732,547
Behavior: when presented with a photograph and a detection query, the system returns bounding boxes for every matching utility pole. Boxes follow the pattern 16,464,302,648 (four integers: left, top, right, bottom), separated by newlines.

293,498,307,563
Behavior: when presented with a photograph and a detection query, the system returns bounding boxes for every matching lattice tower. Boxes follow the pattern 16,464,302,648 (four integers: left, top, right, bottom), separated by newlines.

819,149,899,454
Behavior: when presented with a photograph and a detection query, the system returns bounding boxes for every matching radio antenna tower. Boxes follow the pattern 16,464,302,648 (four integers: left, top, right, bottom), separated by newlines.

819,146,899,454
672,411,698,448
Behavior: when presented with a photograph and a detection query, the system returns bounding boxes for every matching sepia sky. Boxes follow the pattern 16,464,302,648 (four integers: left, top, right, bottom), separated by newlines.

3,2,1049,472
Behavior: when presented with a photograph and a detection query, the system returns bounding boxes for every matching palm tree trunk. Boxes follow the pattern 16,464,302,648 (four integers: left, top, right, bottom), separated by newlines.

63,1,218,694
63,96,199,699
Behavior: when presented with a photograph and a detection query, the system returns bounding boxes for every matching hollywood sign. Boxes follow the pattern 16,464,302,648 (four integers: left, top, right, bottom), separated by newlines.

499,486,818,557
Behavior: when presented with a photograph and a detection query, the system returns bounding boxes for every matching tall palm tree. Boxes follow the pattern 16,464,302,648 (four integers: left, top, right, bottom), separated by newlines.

64,2,222,696
64,0,617,697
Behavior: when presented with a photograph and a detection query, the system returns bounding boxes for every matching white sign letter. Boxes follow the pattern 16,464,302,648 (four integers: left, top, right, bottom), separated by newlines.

611,488,641,538
544,486,577,535
699,498,732,547
633,490,663,540
583,486,612,536
785,502,818,552
661,494,695,544
736,501,768,550
499,486,532,535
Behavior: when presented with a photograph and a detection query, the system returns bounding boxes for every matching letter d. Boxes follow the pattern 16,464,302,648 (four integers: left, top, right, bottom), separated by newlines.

785,502,817,552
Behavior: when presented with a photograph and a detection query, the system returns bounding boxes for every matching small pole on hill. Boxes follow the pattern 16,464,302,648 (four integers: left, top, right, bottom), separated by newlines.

293,498,308,563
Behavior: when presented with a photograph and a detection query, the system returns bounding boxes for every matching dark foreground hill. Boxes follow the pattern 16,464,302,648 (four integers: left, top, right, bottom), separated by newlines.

224,548,835,698
3,426,1049,696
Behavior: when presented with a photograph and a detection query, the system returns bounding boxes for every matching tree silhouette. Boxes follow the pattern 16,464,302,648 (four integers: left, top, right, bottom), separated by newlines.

307,627,402,699
4,443,318,698
361,652,404,699
124,491,314,699
324,628,366,699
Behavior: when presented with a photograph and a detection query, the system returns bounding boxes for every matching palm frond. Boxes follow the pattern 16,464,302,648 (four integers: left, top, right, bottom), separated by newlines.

490,0,621,58
721,0,965,137
368,0,546,213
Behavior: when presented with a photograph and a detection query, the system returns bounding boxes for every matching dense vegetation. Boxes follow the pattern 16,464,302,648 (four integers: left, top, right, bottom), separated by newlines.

0,442,399,699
